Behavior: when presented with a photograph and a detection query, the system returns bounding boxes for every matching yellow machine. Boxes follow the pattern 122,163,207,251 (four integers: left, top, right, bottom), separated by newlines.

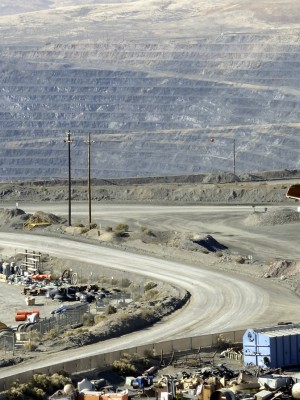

23,213,52,230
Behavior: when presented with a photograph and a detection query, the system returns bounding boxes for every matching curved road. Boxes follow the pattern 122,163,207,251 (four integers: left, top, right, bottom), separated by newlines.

0,203,299,378
18,202,300,261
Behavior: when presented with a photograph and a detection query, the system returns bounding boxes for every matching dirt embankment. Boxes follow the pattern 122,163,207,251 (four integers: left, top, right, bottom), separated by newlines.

0,170,299,204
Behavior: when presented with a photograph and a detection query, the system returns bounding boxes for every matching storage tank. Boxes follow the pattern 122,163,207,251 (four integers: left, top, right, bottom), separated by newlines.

64,384,75,395
2,262,10,276
292,383,300,399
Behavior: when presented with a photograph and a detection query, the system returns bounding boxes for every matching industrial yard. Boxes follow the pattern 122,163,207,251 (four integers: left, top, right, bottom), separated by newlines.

1,0,300,398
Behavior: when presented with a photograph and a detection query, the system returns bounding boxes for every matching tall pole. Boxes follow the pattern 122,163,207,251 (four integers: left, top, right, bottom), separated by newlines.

64,130,72,226
233,138,236,175
88,133,92,226
210,136,236,175
86,133,94,226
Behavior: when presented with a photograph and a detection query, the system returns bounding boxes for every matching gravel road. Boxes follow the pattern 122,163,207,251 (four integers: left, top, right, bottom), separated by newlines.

0,202,299,379
12,202,300,261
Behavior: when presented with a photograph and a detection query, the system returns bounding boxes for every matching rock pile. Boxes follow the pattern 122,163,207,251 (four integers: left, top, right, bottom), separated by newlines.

265,260,300,279
244,208,300,226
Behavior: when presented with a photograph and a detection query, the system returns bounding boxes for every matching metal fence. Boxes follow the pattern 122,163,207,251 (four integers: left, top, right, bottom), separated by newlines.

0,303,89,355
28,303,89,336
0,331,14,353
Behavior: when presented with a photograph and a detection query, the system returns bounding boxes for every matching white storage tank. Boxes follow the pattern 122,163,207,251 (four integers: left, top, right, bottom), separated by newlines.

2,262,10,276
292,383,300,399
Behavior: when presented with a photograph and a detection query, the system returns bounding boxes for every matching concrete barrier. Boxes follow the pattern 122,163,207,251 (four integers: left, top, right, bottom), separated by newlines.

0,329,244,392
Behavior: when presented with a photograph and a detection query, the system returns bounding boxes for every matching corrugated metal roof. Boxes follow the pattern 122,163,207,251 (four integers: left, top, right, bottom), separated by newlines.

255,324,300,337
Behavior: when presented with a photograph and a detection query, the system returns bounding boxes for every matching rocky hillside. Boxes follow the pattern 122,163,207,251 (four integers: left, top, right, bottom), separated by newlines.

0,1,300,180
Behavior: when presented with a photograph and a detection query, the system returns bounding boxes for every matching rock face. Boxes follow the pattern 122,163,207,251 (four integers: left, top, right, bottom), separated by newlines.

0,1,300,180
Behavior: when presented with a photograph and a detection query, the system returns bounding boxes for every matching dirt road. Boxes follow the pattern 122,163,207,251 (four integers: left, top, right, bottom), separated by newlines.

0,202,299,379
14,202,300,261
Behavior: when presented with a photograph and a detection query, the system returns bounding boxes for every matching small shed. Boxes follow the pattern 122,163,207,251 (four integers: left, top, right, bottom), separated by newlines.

243,324,300,368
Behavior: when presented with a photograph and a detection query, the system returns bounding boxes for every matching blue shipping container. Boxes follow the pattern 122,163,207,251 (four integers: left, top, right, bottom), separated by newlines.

243,324,300,368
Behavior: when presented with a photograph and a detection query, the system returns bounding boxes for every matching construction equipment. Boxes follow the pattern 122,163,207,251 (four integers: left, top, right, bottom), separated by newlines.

23,216,51,230
23,211,55,230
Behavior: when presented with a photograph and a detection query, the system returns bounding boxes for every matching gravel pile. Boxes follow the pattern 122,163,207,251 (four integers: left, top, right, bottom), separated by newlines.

0,208,67,231
266,260,300,278
244,208,300,226
165,233,228,253
0,208,25,219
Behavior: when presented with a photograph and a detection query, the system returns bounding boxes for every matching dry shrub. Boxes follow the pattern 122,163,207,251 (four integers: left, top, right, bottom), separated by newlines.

144,281,157,291
140,309,155,321
49,372,72,390
115,223,129,231
121,278,131,288
7,373,71,400
23,331,40,351
111,278,120,285
132,293,142,301
63,327,88,337
144,289,160,301
99,275,111,284
7,384,27,400
143,348,158,359
94,314,107,324
236,255,246,264
106,304,117,315
114,223,129,237
63,330,74,337
112,360,137,375
141,226,154,236
23,341,38,352
28,387,45,399
74,221,85,228
83,314,95,326
31,374,49,391
112,352,152,375
216,334,232,349
45,328,59,340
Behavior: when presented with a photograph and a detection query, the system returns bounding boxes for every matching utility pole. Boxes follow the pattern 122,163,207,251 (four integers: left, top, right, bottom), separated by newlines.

86,133,94,226
210,136,236,175
64,130,73,226
233,138,236,175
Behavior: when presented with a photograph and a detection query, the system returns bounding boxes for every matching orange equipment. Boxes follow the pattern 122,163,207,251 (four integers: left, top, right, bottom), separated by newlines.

31,274,52,281
15,310,40,321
